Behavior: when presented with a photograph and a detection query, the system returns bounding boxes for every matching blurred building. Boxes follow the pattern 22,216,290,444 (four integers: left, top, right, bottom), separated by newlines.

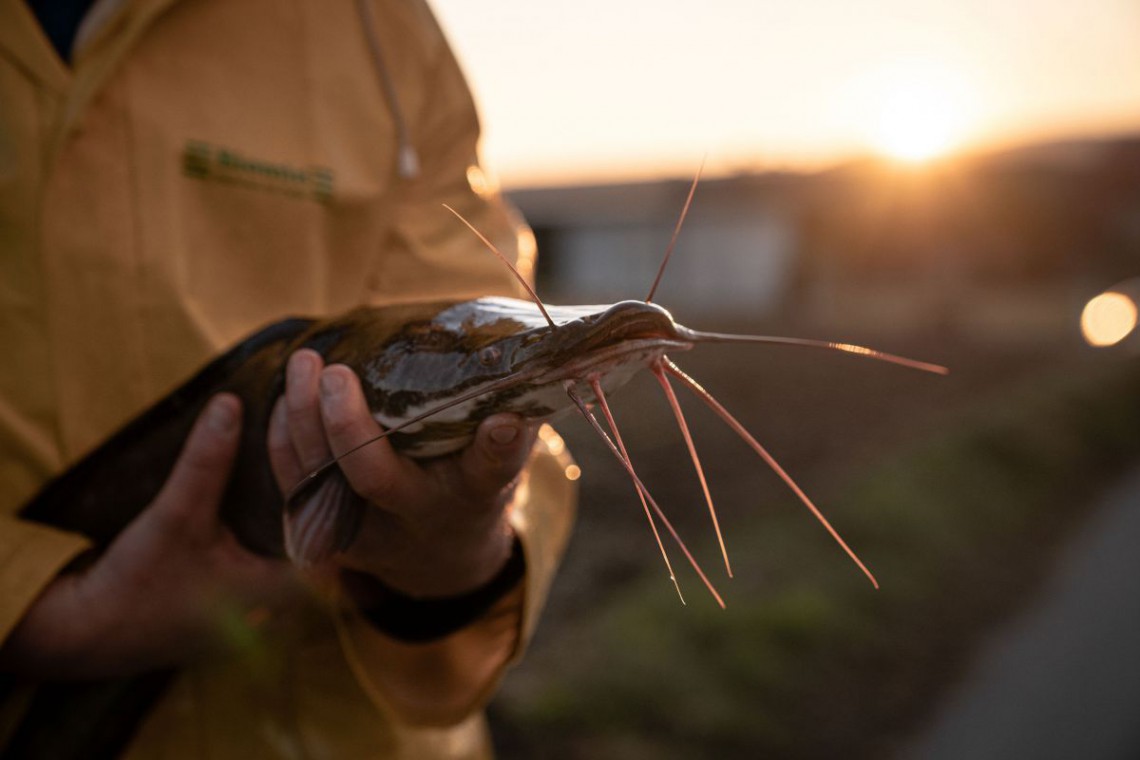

509,176,798,320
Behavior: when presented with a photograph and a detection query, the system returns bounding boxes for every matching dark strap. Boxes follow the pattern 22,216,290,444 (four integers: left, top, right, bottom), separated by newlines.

340,538,526,642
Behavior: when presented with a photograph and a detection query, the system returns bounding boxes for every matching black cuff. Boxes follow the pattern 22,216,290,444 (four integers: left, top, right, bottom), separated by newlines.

339,538,526,643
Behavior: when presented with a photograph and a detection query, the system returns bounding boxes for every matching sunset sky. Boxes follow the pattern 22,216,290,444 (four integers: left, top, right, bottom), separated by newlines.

430,0,1140,187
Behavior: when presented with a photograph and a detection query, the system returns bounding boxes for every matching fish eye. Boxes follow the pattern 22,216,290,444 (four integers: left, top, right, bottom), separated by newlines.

479,346,502,367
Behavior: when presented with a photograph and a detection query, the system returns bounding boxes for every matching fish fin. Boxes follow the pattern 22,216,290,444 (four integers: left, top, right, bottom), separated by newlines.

283,468,366,567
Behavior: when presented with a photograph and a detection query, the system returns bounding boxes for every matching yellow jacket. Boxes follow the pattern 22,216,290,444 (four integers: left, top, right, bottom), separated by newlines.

0,0,575,756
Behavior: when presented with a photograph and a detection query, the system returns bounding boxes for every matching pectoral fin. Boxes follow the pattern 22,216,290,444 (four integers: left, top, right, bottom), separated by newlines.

283,468,366,567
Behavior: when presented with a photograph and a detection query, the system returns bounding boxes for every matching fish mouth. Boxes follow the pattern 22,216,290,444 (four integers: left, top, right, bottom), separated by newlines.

532,301,691,383
537,336,692,384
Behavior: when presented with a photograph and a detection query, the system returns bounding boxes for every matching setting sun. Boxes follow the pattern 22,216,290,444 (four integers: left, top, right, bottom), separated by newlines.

861,60,977,163
874,86,961,162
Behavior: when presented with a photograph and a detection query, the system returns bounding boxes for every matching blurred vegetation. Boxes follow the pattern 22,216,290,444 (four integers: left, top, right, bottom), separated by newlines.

492,355,1140,759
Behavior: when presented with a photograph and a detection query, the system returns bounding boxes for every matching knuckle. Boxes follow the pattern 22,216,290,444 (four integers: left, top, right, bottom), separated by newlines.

151,495,189,528
178,447,218,480
322,411,359,441
172,445,230,495
152,490,203,534
284,390,313,419
266,433,290,459
266,401,288,440
355,473,395,505
265,422,294,458
265,453,293,490
473,446,527,485
356,481,388,505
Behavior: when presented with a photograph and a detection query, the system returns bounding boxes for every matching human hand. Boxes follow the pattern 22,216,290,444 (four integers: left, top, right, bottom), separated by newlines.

0,394,303,678
267,350,537,598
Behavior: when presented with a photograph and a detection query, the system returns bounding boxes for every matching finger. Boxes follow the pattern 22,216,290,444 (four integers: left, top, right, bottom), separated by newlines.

317,364,411,504
284,350,333,471
266,397,303,493
458,413,538,503
155,393,242,531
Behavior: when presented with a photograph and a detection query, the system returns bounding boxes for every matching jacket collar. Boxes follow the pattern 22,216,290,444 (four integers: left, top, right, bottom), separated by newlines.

4,0,185,162
0,0,182,110
0,0,71,93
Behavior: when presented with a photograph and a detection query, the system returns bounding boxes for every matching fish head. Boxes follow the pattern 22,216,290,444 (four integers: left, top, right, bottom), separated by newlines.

359,297,692,456
522,299,691,388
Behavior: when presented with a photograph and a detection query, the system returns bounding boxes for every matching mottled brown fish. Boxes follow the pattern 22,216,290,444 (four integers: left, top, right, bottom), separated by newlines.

19,296,688,557
22,294,945,589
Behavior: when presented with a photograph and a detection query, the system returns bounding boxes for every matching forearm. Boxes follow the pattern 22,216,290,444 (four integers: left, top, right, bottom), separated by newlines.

0,570,175,679
0,572,87,677
0,516,92,675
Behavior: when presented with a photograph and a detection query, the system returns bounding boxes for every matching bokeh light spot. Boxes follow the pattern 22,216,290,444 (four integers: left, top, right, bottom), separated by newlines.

1081,292,1138,347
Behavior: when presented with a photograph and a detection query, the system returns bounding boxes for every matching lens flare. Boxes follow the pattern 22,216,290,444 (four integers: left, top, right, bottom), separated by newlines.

1081,292,1138,347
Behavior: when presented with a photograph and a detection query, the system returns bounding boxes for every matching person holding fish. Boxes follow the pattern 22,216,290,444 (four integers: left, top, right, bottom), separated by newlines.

0,0,577,757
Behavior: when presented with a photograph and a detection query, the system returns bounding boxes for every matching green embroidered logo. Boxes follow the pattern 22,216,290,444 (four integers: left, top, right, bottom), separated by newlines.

181,141,334,202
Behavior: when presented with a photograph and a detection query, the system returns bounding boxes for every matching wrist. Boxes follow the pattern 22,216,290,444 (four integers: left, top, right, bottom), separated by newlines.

339,535,526,642
1,573,97,676
343,513,516,598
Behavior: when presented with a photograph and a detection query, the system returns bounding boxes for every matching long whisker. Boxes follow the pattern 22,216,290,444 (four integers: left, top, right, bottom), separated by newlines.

664,358,879,589
588,376,685,604
653,361,731,578
677,328,948,375
287,368,539,505
646,160,704,304
443,203,557,331
566,383,726,608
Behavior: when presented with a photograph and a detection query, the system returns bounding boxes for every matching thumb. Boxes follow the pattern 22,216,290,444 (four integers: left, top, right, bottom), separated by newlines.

153,393,243,531
459,413,537,503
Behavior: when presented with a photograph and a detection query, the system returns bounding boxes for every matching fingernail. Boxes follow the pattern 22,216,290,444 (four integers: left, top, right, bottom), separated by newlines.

320,370,346,399
207,396,238,434
489,423,520,446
